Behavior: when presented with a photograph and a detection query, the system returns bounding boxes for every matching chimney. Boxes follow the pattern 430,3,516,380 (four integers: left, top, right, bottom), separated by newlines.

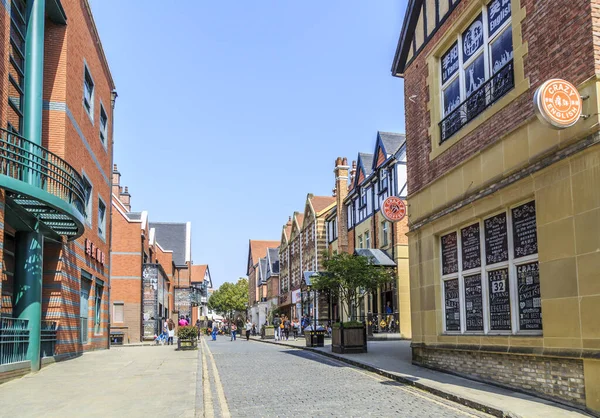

120,186,131,212
334,157,350,253
349,160,356,188
112,164,121,196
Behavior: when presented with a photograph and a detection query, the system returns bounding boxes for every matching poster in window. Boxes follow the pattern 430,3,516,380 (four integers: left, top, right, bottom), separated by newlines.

517,262,542,331
462,14,484,62
461,223,481,270
441,232,458,275
490,26,513,73
444,279,461,332
512,201,538,258
441,42,459,85
464,274,484,331
488,268,511,331
488,0,511,36
464,53,486,97
443,78,461,116
484,213,508,264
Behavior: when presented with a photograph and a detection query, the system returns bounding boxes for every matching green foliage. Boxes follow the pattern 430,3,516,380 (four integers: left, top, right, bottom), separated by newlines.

312,251,394,321
208,278,249,318
332,321,363,328
176,325,198,340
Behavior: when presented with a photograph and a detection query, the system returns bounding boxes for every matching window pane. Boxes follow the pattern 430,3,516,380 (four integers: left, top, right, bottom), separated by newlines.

516,262,542,331
444,279,461,331
490,26,513,73
511,201,537,258
441,231,458,275
487,0,511,37
461,223,481,270
484,212,508,264
443,77,461,116
464,53,485,97
441,41,459,85
488,268,511,331
464,273,484,331
462,14,484,62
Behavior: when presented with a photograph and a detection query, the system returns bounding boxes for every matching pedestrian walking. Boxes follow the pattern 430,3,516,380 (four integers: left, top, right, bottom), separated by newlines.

284,316,291,341
273,314,281,341
196,319,202,339
292,318,300,341
167,318,175,345
207,318,213,336
211,321,218,341
245,319,252,341
179,316,188,327
230,323,237,341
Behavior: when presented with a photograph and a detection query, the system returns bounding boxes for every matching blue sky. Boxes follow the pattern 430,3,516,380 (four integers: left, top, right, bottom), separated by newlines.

89,1,407,288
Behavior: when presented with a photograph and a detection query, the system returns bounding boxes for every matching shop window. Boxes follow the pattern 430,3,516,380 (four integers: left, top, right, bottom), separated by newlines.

98,197,106,240
113,303,124,323
83,63,95,121
441,200,540,335
99,103,108,146
439,0,514,143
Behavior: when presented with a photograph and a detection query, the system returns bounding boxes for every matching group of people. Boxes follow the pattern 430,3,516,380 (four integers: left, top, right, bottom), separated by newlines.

160,318,176,345
272,314,300,341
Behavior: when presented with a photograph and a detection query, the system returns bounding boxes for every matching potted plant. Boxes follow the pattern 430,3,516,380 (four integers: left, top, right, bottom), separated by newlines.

261,325,275,339
312,252,394,354
176,326,198,350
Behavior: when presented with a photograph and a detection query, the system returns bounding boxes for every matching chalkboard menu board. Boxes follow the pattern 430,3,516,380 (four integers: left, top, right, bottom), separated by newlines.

444,279,461,332
517,262,542,331
488,268,511,331
461,223,481,270
464,274,484,331
484,213,508,265
441,232,458,275
512,201,538,259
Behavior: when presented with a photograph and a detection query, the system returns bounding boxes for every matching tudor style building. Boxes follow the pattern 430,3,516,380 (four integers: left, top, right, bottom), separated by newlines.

247,239,279,327
0,0,116,380
393,0,600,412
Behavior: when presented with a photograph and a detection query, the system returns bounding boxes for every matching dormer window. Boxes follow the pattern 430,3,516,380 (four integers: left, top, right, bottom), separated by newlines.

360,189,367,207
380,169,388,191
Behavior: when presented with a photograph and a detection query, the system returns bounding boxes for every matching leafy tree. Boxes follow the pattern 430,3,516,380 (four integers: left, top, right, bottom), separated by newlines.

311,252,394,322
208,278,248,320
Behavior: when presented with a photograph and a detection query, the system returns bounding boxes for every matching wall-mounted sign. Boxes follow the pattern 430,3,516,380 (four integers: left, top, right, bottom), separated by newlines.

534,79,582,129
85,239,106,265
381,196,406,222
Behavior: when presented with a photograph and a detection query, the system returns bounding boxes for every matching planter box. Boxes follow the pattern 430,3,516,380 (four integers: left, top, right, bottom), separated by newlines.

261,327,275,340
177,338,198,350
332,324,367,354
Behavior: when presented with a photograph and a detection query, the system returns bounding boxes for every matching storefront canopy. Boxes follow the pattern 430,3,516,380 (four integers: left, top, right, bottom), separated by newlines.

354,249,396,267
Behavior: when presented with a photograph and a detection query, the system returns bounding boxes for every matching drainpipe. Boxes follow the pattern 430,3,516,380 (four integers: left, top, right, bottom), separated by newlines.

108,90,117,349
13,0,46,373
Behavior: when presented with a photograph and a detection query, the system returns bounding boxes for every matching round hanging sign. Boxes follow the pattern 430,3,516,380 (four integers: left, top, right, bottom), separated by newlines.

534,79,582,129
381,196,407,223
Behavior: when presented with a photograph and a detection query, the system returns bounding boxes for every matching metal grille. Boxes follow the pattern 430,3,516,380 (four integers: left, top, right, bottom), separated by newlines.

439,60,515,144
0,317,29,365
40,321,57,358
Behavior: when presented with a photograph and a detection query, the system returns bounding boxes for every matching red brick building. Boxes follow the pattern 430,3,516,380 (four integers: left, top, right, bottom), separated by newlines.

393,0,600,411
0,0,115,380
247,239,279,327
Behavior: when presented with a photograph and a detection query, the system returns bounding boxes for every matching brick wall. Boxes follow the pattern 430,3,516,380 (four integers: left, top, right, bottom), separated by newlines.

413,346,586,407
404,0,597,196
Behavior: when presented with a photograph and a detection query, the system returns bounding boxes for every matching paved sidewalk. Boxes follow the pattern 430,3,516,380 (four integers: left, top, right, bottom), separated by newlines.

249,336,590,418
0,345,198,417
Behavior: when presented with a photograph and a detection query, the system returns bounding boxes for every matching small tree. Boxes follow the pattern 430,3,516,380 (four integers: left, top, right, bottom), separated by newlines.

207,278,248,320
312,252,394,322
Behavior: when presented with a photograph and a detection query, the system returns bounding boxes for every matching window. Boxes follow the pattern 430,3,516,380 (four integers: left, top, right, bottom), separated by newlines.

382,221,389,247
80,275,92,344
360,189,367,207
94,283,103,334
441,200,540,335
380,169,389,191
98,197,106,239
82,175,92,225
8,0,26,134
113,303,124,323
83,64,95,120
439,0,513,143
358,235,363,249
364,231,371,249
99,103,108,145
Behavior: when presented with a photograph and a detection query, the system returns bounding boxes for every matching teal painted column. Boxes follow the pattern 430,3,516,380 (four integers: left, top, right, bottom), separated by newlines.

14,0,46,372
13,231,44,372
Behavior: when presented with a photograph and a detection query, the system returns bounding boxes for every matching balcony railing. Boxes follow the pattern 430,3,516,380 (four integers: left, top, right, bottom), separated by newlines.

0,317,29,365
0,128,86,238
439,60,514,144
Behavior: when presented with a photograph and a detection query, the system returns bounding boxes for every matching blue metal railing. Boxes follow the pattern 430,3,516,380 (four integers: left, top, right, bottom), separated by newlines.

0,317,29,365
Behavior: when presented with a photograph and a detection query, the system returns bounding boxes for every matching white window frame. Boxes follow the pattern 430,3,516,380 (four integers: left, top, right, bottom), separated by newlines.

382,221,389,247
98,195,106,241
83,62,95,123
358,235,363,249
440,4,513,119
365,231,370,249
99,101,108,147
440,199,540,336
